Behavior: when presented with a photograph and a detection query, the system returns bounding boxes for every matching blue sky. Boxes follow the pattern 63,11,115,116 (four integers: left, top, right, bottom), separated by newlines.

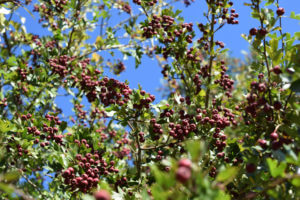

14,0,300,106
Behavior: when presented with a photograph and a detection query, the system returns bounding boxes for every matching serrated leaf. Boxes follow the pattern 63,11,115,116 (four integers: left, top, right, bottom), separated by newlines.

267,158,286,178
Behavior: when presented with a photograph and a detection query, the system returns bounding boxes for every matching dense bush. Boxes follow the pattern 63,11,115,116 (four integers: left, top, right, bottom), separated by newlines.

0,0,299,199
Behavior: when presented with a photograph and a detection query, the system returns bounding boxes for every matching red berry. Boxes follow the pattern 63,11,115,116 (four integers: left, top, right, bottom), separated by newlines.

273,101,282,110
178,158,192,169
272,65,282,75
276,7,285,16
176,166,191,183
258,139,267,148
259,28,268,36
246,163,256,173
270,132,278,141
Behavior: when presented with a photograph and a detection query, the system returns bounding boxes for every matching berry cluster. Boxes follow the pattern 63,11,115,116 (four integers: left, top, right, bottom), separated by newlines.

18,68,28,81
212,129,227,152
168,118,197,141
149,118,163,141
249,27,268,37
49,55,75,78
225,8,239,25
0,98,7,107
62,152,119,193
133,0,157,6
45,40,57,49
33,1,67,29
196,107,236,129
74,139,91,149
257,131,293,151
115,176,128,188
121,3,131,14
192,74,202,94
113,147,131,159
113,61,126,75
133,90,155,109
30,114,64,146
243,74,284,119
98,77,132,106
142,15,174,38
209,166,217,178
80,72,99,102
74,104,87,121
214,61,234,97
15,144,29,157
160,107,174,118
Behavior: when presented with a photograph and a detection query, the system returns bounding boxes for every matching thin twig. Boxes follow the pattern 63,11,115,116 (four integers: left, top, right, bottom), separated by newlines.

205,4,216,109
128,121,142,178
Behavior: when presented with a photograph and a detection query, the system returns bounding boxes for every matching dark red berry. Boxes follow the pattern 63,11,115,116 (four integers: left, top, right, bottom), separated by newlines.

273,101,282,110
276,7,285,16
246,163,256,173
272,65,282,75
249,28,258,36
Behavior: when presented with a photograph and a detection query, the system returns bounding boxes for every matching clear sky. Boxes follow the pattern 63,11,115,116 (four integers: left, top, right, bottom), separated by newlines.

96,0,300,101
8,0,298,126
15,0,300,108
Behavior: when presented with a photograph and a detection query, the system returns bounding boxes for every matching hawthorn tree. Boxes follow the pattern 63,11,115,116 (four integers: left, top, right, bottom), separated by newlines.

0,0,299,199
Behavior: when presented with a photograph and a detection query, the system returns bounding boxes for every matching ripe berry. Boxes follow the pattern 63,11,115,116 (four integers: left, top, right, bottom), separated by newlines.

258,139,267,148
246,163,256,173
272,65,282,74
270,132,278,141
273,101,282,110
178,159,192,169
176,166,191,183
259,28,268,36
249,28,258,36
276,7,285,16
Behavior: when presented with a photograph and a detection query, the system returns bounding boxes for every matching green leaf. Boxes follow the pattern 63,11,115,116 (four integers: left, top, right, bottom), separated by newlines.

216,167,239,182
265,0,274,6
0,120,13,133
216,190,231,200
0,183,14,194
290,12,300,20
291,177,300,187
185,140,204,161
151,165,175,188
60,121,68,132
2,171,21,182
82,194,94,200
251,11,261,19
291,79,300,92
294,32,300,40
59,154,69,168
267,158,286,177
6,56,17,66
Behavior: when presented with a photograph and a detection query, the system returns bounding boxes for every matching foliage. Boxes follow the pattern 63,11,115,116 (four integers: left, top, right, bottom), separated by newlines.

0,0,299,199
